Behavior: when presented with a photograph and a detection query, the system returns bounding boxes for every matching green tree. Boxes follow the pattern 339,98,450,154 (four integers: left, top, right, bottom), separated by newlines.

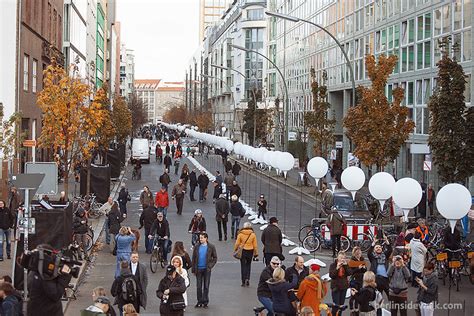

304,68,335,157
428,39,474,183
242,90,270,145
343,54,415,170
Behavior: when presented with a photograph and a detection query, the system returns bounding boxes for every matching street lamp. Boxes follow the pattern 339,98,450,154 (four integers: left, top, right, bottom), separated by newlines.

229,44,290,152
265,11,357,106
201,74,236,139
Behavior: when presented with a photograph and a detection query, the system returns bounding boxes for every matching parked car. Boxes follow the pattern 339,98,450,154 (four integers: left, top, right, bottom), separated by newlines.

332,189,370,219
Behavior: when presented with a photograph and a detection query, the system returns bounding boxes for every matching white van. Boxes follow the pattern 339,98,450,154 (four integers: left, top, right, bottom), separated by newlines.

131,138,150,163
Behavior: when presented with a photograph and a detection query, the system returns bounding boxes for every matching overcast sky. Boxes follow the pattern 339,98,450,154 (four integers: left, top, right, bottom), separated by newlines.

117,0,200,82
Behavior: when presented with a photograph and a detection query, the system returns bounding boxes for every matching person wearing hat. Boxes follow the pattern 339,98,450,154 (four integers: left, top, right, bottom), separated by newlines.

215,193,230,241
212,180,223,203
149,211,171,261
257,194,268,220
188,209,207,246
261,217,283,265
257,256,282,315
155,186,170,217
157,265,187,315
82,296,113,315
297,263,328,316
139,203,157,254
73,207,89,260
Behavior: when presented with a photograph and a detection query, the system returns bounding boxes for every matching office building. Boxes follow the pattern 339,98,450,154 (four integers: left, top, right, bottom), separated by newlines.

199,0,230,41
120,44,135,99
155,81,185,122
271,0,473,188
96,0,106,89
86,0,98,87
135,79,160,123
63,0,87,78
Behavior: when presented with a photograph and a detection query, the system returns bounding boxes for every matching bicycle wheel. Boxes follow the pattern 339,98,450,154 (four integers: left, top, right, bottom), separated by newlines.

150,248,159,273
298,225,312,243
302,235,321,253
352,233,372,253
455,270,460,291
85,234,93,251
341,236,351,252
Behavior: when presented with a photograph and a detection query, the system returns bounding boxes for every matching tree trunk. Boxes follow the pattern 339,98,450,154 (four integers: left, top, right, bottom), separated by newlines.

86,157,91,195
63,155,69,197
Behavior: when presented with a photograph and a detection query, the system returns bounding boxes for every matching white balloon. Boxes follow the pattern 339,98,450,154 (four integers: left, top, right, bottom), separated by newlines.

270,151,282,169
225,140,234,152
368,172,395,200
234,142,243,155
392,178,422,209
279,152,295,171
263,151,273,167
255,148,267,163
341,167,365,191
436,183,471,220
307,157,328,179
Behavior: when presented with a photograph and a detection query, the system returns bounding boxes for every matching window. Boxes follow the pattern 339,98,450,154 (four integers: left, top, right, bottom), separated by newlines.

23,54,29,91
32,59,37,93
247,9,264,21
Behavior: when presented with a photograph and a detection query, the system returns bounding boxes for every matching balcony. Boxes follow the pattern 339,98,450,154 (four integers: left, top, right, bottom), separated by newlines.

42,41,64,66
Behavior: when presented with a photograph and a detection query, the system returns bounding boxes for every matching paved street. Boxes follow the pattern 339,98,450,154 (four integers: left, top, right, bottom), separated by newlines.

59,153,473,315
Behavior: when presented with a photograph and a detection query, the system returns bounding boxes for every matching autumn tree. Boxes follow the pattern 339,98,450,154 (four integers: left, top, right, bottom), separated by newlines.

37,60,107,196
428,39,474,183
128,92,147,134
243,89,270,145
343,54,415,170
163,105,188,123
304,68,335,157
193,111,214,133
112,95,132,144
0,105,23,160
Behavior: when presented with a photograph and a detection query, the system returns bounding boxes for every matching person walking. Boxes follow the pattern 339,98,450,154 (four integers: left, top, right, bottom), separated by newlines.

232,161,241,177
233,222,258,286
297,264,328,316
215,171,223,186
188,209,207,246
229,180,242,199
174,157,180,175
0,200,14,261
257,194,267,220
111,261,142,315
180,165,189,186
223,172,235,200
159,169,171,191
257,256,281,316
108,202,124,254
320,182,334,217
155,186,169,218
171,256,190,306
72,209,89,261
416,263,438,316
170,241,192,271
149,211,171,261
157,265,186,316
139,204,156,254
139,186,153,210
261,217,283,265
118,184,131,215
100,197,115,245
348,246,367,315
230,195,245,239
197,171,209,202
212,180,222,203
387,255,410,316
191,233,217,308
326,206,346,258
165,143,170,155
367,236,392,299
115,227,136,278
215,194,229,241
266,267,298,316
350,271,378,316
7,187,21,215
427,184,435,216
163,154,172,172
171,179,186,215
129,252,148,312
329,252,351,316
409,231,427,287
189,169,198,201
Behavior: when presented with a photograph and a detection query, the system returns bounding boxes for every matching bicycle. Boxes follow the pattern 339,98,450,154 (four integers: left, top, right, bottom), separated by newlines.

350,219,398,253
445,248,464,291
149,236,167,273
302,219,351,253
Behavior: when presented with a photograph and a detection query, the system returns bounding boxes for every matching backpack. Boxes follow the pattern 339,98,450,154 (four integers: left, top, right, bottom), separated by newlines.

121,276,138,303
369,288,384,310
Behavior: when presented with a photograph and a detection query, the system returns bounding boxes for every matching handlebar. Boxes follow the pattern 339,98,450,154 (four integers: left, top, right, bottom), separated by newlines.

445,248,463,253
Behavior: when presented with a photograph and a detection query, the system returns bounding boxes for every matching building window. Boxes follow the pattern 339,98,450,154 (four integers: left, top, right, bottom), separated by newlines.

247,8,264,21
23,54,29,91
32,59,37,93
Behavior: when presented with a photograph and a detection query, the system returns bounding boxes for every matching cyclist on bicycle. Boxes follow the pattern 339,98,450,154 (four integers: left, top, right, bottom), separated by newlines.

188,209,206,246
148,211,171,261
443,225,462,261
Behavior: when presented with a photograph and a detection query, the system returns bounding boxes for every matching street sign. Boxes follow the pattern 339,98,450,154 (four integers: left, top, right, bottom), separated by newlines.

25,162,58,194
330,149,337,160
22,140,36,147
18,217,35,234
423,161,432,171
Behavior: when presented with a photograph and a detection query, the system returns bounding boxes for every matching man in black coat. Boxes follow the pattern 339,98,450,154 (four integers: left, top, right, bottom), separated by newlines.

257,256,282,315
229,180,242,199
111,261,142,313
189,169,198,201
157,265,186,315
107,202,123,254
214,194,229,241
261,217,283,265
72,209,89,260
139,205,157,254
149,212,171,261
197,171,209,202
285,255,309,301
163,155,172,172
159,169,171,191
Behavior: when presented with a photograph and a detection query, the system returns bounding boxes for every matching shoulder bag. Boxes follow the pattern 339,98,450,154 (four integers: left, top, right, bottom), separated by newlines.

233,233,252,260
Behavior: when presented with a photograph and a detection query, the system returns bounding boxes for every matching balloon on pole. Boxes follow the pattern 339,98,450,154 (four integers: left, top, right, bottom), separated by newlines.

392,177,422,222
436,183,472,233
341,166,365,200
307,157,328,185
368,172,396,210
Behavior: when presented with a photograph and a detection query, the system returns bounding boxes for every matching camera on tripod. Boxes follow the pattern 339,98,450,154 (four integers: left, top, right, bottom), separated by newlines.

20,245,82,280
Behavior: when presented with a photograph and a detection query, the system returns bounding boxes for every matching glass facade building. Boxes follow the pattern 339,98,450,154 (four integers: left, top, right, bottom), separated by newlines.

271,0,473,187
